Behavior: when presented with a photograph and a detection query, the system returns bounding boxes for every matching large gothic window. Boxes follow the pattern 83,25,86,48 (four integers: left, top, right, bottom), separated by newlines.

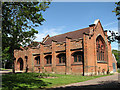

96,36,105,61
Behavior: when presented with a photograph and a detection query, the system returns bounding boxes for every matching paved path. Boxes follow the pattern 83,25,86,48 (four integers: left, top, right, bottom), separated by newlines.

0,70,23,74
48,73,120,89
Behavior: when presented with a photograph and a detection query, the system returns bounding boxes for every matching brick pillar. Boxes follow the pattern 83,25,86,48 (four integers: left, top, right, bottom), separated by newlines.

25,56,28,73
31,54,34,72
105,33,109,73
83,33,88,76
52,40,57,73
66,37,71,74
14,50,17,71
28,50,33,72
89,24,95,35
40,43,45,73
94,38,98,75
107,42,112,73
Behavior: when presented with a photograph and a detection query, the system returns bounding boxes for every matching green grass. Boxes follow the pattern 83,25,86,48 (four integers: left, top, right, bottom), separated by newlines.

2,73,110,90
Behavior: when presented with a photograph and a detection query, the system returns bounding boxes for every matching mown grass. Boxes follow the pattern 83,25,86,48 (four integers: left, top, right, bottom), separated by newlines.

2,73,110,90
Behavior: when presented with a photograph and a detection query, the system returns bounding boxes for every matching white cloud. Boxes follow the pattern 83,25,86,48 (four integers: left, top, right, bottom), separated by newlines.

34,26,65,42
103,21,117,27
105,27,118,36
111,42,118,50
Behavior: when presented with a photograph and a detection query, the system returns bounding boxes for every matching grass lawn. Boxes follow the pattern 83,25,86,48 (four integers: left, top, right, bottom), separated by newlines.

2,73,111,89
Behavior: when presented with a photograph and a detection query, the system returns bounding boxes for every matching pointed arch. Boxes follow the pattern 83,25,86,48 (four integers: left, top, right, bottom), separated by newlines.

96,35,106,61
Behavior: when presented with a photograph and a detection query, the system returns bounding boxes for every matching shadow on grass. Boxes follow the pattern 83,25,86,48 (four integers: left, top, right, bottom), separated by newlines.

2,73,52,89
47,81,120,90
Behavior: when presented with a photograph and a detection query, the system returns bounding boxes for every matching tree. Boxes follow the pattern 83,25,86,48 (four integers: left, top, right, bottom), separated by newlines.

112,50,120,68
107,1,120,42
2,1,50,73
112,1,120,20
109,1,120,42
109,1,120,69
107,30,119,42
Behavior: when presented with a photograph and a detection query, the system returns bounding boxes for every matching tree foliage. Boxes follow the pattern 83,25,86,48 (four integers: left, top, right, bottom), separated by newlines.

107,1,120,42
2,1,50,71
112,49,120,68
107,30,119,43
112,1,120,20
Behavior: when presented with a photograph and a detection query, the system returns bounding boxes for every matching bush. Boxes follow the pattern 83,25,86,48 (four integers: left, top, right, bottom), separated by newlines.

117,68,120,73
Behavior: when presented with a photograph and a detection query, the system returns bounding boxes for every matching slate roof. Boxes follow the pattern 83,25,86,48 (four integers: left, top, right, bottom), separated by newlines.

44,27,90,45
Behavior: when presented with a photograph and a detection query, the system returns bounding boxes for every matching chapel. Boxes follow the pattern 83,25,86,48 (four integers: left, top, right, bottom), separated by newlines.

14,19,117,75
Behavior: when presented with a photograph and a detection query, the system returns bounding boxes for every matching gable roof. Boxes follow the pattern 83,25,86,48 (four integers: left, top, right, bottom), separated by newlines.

43,27,90,45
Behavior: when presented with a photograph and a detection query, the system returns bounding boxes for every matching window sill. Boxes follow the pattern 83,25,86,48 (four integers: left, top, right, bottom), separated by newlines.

56,63,65,66
71,62,83,65
34,64,40,67
97,61,107,63
45,64,52,67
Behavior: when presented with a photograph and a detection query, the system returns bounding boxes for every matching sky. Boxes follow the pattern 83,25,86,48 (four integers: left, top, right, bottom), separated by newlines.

34,2,118,50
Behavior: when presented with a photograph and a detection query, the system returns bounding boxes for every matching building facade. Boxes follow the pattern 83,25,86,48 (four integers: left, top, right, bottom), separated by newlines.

14,19,117,75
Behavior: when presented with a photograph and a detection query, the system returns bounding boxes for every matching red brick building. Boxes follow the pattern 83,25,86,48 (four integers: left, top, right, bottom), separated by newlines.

14,19,117,75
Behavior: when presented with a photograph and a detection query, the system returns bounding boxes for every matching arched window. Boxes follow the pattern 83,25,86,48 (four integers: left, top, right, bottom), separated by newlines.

72,51,83,62
45,55,52,64
96,36,105,61
35,56,40,64
57,53,66,63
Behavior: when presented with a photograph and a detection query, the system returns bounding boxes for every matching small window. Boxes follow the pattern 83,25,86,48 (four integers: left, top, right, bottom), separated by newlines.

74,55,82,62
59,56,66,63
103,52,104,60
101,51,102,60
74,55,77,62
46,56,52,64
78,55,82,62
35,56,40,64
62,57,66,63
59,57,61,63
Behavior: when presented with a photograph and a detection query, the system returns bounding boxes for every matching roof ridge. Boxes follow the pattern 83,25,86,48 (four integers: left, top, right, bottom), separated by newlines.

50,27,89,38
44,27,90,45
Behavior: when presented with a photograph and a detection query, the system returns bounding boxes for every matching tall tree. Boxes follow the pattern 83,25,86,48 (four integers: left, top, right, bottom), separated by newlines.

107,1,120,42
2,1,50,73
112,1,120,20
112,49,120,68
109,1,120,69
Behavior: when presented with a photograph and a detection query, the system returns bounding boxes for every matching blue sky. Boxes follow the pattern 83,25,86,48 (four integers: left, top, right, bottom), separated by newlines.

34,2,118,50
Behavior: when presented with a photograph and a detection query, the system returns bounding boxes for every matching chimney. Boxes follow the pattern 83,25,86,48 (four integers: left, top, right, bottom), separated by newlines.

89,24,95,34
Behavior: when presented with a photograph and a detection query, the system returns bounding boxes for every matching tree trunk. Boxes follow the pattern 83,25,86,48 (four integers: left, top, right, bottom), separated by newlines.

12,57,15,73
11,51,16,73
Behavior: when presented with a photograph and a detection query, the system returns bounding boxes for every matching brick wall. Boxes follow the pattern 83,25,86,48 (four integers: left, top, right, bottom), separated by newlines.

14,20,116,75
